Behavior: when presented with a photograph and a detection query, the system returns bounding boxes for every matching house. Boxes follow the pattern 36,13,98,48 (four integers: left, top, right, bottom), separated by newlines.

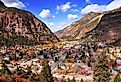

0,64,3,69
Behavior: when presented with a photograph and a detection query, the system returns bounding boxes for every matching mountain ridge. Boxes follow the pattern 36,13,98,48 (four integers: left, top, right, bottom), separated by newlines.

55,12,102,40
56,6,121,46
0,1,59,46
82,7,121,45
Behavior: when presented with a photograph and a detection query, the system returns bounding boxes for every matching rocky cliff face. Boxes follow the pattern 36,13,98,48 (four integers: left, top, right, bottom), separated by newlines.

0,1,59,46
55,12,101,40
83,7,121,45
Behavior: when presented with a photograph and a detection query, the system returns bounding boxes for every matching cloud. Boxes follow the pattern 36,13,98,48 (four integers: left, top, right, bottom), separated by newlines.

72,4,77,7
81,0,121,14
81,4,106,14
56,2,77,12
57,2,71,12
39,9,55,19
67,14,78,20
57,22,68,30
106,0,121,10
59,22,68,27
70,9,79,12
1,0,25,9
47,22,55,28
86,0,90,2
86,0,92,4
46,22,69,32
39,9,50,18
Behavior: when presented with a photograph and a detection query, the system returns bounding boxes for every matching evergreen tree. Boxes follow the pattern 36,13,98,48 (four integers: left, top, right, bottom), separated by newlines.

80,78,84,82
114,73,121,82
39,60,54,82
93,50,111,82
29,75,36,82
67,78,71,82
71,77,76,82
1,63,12,75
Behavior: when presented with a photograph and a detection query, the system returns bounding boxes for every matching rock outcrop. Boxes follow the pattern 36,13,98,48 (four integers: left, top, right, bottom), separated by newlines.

0,1,59,46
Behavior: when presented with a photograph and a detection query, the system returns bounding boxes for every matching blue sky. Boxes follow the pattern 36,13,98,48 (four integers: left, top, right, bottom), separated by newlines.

1,0,121,32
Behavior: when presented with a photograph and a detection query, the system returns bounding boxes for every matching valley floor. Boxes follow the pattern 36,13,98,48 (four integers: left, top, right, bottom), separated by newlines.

0,41,121,82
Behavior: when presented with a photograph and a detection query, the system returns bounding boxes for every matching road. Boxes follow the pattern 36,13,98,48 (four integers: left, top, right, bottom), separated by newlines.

51,50,69,72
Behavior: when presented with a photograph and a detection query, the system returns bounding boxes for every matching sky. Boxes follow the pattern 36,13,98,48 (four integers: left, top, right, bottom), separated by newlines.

1,0,121,32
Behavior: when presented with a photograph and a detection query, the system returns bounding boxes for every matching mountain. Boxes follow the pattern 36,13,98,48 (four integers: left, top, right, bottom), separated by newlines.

55,12,102,40
82,7,121,45
56,6,121,46
0,1,59,46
